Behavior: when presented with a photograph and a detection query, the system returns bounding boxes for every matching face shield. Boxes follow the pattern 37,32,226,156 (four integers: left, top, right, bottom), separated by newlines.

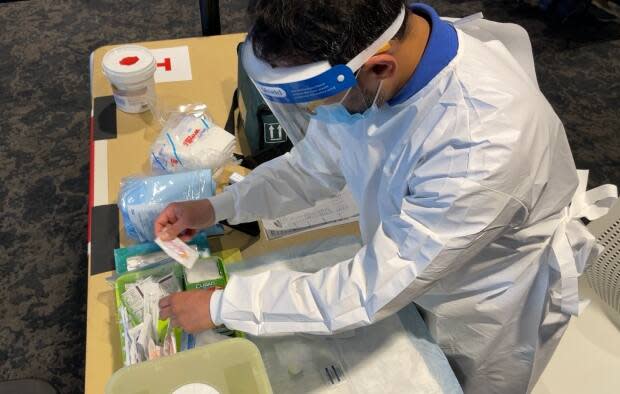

241,6,406,144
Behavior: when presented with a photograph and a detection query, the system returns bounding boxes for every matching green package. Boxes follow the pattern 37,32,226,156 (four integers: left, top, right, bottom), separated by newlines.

183,256,228,290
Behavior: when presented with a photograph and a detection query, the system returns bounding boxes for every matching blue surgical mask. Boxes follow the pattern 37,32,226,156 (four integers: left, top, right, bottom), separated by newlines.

313,81,384,126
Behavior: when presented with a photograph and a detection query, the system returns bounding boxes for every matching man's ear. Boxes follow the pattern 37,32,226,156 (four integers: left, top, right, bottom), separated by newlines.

363,53,397,80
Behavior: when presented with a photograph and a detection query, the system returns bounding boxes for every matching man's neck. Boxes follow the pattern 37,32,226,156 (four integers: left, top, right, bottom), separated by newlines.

386,11,431,101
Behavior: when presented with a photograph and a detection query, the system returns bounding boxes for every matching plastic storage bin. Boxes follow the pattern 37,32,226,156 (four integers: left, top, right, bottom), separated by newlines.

105,338,272,394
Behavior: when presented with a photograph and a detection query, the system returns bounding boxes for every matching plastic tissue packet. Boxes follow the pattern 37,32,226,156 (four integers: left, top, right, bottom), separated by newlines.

184,256,227,290
150,104,236,173
118,169,216,242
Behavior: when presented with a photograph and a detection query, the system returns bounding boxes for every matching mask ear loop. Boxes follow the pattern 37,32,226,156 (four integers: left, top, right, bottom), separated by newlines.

339,35,393,108
371,80,384,108
338,69,361,105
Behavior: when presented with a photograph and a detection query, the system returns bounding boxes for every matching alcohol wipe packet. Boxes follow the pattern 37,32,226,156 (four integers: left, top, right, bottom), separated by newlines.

155,237,200,269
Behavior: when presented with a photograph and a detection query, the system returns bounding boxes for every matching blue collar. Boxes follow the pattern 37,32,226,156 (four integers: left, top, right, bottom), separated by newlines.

387,3,458,106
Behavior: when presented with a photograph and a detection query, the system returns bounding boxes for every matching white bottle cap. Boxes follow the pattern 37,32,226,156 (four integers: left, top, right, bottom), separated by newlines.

102,45,156,87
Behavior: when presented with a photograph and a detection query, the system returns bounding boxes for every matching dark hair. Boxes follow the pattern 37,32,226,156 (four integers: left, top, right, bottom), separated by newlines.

247,0,408,66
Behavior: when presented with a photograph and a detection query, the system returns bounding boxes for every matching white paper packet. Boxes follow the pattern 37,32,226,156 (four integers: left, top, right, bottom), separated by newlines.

155,237,199,269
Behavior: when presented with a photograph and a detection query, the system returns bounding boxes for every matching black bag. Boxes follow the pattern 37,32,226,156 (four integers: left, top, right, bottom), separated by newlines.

225,43,293,169
219,43,292,236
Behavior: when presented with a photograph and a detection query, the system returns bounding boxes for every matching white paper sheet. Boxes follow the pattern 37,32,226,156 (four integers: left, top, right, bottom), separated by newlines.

151,46,192,83
262,189,359,240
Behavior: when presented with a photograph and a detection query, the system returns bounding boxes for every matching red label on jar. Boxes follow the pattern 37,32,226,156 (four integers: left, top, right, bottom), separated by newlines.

119,56,140,66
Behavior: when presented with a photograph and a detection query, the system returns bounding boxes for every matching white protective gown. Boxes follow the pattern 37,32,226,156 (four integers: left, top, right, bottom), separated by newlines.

208,18,618,393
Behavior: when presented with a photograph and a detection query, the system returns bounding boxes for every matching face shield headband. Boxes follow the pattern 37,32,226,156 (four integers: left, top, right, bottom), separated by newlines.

241,6,406,143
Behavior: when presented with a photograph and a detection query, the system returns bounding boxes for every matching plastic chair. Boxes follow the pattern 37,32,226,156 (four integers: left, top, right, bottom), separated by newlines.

0,379,57,394
586,199,620,326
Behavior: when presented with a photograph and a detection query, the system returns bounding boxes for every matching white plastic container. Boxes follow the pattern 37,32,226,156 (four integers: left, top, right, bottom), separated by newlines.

102,45,157,114
105,338,272,394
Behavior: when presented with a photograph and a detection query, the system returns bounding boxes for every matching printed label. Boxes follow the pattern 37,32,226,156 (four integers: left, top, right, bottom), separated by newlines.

264,122,286,143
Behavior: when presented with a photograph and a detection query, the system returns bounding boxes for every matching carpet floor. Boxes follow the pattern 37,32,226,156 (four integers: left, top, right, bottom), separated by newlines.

0,1,618,393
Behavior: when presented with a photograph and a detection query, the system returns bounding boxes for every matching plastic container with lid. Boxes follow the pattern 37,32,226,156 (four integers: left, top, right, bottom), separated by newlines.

102,45,157,114
105,338,273,394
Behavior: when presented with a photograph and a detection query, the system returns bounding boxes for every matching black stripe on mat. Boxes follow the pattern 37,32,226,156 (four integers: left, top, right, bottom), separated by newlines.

91,204,119,275
93,95,117,141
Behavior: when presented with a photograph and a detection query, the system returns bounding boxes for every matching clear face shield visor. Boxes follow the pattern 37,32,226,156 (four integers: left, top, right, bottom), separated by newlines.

241,6,406,144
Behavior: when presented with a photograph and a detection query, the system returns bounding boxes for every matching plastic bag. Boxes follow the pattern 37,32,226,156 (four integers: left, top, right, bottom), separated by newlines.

114,232,212,274
150,104,236,173
115,261,185,365
118,169,216,242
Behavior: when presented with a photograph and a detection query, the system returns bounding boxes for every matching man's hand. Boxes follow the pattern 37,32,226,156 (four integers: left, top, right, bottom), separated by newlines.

154,199,216,241
159,289,216,333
